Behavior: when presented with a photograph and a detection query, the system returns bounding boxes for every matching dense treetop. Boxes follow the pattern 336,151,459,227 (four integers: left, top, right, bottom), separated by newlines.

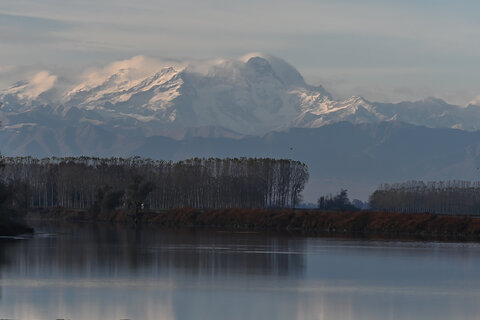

0,156,309,210
370,180,480,215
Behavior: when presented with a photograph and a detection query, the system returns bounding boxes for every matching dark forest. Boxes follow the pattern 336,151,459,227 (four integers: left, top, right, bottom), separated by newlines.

0,156,309,210
370,180,480,215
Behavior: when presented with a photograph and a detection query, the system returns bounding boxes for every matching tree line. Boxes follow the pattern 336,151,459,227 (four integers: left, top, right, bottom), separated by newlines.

0,156,309,211
317,189,359,211
369,180,480,215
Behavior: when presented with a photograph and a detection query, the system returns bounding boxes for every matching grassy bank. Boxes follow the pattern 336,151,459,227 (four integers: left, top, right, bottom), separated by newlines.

26,208,480,240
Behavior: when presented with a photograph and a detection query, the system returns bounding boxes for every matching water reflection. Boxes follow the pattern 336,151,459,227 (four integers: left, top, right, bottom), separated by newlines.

0,222,308,320
0,237,25,302
0,222,305,279
1,221,480,320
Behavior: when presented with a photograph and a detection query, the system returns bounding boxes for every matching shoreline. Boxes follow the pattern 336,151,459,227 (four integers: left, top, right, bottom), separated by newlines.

24,208,480,242
0,218,34,236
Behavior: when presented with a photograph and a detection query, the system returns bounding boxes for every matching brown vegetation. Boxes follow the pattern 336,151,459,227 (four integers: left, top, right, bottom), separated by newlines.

27,208,480,240
150,209,480,238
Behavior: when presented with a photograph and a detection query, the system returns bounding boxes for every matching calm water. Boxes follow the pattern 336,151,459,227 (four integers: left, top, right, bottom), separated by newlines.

1,221,480,320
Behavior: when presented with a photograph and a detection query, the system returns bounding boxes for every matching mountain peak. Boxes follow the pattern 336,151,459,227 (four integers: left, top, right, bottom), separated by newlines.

422,97,448,105
345,96,369,104
246,56,275,76
242,53,305,87
2,54,480,135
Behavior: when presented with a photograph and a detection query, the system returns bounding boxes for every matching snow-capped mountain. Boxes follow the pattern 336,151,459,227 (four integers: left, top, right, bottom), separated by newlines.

3,55,480,201
1,53,480,137
291,96,480,131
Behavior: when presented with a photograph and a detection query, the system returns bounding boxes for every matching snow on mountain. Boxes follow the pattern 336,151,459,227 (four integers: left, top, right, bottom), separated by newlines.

2,54,480,136
0,71,57,111
290,95,386,128
65,66,184,120
55,54,331,134
5,71,56,100
289,95,480,131
4,56,480,201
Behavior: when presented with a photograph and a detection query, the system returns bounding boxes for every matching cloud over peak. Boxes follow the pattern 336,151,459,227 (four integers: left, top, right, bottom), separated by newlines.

65,55,184,96
469,95,480,106
5,70,57,100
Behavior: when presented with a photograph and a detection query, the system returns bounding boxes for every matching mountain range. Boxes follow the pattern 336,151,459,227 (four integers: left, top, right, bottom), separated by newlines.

1,54,480,201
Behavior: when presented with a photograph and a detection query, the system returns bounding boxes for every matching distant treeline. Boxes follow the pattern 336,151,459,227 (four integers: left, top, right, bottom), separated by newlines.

0,156,308,210
317,189,359,211
370,180,480,215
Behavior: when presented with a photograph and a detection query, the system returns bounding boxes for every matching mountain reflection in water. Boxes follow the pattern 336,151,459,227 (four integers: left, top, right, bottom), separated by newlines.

1,221,480,320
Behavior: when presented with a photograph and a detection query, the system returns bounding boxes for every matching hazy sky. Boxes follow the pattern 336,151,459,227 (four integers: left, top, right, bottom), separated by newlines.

1,0,479,105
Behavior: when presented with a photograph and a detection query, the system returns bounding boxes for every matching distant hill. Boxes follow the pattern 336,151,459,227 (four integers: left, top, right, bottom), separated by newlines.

2,121,479,201
2,54,480,201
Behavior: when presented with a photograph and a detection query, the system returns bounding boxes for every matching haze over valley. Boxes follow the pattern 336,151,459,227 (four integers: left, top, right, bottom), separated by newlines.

2,54,480,200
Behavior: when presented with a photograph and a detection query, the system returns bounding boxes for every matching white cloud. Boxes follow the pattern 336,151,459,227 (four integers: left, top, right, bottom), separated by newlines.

6,70,57,99
72,56,160,87
25,71,57,99
469,95,480,106
65,55,186,97
67,55,252,94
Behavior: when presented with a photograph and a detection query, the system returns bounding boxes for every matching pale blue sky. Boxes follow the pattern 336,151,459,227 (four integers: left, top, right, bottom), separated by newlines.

1,0,479,104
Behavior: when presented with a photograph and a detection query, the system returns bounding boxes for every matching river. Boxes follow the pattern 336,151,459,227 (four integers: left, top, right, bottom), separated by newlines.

1,221,480,319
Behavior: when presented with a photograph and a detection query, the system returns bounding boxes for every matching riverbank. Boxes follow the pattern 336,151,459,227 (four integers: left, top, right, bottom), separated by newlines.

25,208,480,240
0,215,34,236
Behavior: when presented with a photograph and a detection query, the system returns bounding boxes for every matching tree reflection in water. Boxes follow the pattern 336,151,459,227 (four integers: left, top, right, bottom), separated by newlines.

0,221,307,319
0,222,306,279
0,237,23,301
4,222,480,320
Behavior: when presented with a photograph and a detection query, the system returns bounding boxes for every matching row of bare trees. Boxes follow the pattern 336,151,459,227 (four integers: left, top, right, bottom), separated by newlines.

369,180,480,215
0,156,309,210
